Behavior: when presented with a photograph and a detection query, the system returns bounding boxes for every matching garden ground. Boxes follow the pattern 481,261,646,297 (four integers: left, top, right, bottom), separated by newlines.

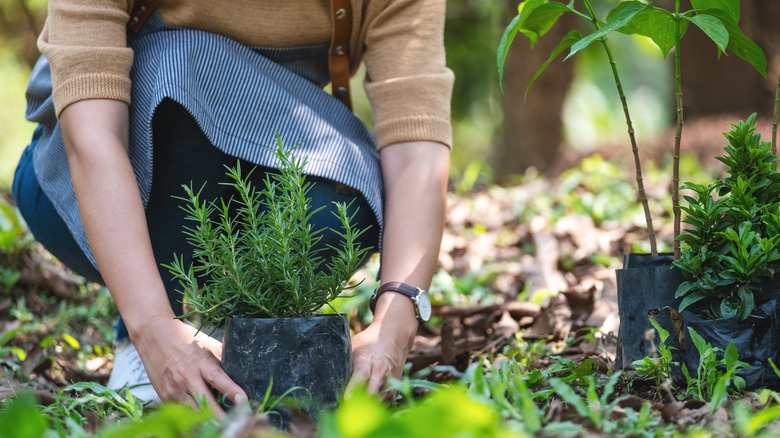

2,120,780,437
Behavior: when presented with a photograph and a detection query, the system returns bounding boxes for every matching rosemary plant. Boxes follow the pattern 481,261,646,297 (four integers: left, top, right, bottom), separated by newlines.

163,138,372,327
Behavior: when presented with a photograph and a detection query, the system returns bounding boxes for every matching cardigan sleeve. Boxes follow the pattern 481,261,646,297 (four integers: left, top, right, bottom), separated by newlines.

38,0,134,118
361,0,454,150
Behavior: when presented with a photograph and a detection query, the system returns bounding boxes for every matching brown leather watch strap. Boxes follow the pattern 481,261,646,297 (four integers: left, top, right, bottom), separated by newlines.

127,0,161,32
370,282,419,313
329,0,353,110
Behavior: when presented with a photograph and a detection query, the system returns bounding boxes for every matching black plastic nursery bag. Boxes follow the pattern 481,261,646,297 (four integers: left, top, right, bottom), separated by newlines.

683,299,780,391
221,314,352,409
616,253,684,370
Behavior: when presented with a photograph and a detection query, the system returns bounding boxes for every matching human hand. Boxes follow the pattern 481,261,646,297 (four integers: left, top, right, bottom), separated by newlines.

131,318,247,416
347,293,419,398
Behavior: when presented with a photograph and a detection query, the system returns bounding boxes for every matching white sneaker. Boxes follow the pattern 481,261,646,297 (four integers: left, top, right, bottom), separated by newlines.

107,340,161,404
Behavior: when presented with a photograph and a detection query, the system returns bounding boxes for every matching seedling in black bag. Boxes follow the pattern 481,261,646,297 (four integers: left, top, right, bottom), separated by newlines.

163,137,373,412
674,115,780,321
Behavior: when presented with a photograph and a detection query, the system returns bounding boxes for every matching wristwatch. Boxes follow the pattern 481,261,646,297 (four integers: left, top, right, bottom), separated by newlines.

370,282,432,323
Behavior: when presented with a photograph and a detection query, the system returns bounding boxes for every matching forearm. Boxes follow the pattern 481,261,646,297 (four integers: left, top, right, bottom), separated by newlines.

61,99,173,338
373,141,450,328
348,140,449,393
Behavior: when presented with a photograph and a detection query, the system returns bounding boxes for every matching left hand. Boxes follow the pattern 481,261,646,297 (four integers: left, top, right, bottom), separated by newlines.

347,293,419,396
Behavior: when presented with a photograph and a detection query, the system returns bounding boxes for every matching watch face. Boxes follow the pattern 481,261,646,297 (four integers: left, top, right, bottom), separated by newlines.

417,290,432,322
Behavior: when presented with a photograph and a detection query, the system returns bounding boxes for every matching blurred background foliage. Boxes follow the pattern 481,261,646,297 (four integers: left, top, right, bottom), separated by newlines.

1,0,778,190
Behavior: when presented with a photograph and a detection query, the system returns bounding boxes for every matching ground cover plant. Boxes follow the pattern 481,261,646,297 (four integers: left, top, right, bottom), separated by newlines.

3,142,780,436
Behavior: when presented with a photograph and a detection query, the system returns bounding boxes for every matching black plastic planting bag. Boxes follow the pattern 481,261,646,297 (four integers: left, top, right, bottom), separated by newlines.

683,299,780,390
221,314,351,409
616,253,684,370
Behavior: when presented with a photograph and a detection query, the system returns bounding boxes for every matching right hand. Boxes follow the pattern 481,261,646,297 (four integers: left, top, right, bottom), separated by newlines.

60,100,246,414
131,317,247,415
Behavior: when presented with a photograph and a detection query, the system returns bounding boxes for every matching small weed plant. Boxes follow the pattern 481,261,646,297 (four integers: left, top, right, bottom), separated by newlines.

633,317,678,400
682,326,749,410
164,138,372,327
548,372,623,433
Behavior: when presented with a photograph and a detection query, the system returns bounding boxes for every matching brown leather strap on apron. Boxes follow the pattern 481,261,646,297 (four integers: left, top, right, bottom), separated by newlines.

328,0,353,110
127,0,161,33
127,0,354,111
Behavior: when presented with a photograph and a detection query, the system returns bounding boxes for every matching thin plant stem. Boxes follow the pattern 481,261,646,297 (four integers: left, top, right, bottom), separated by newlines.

673,1,683,259
582,0,657,256
773,71,780,155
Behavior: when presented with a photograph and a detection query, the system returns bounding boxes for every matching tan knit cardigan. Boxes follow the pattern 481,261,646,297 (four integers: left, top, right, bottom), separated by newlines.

38,0,454,149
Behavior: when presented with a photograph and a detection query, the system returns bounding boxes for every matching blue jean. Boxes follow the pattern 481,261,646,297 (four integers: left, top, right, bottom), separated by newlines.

13,99,379,341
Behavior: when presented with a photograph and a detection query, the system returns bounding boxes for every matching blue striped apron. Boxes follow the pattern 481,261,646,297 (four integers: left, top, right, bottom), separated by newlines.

24,11,383,270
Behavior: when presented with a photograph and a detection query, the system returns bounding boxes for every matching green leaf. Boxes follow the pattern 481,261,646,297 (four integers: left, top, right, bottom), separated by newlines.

334,385,389,437
61,333,80,350
394,386,505,437
549,378,589,418
39,336,55,349
679,290,706,312
0,326,22,347
498,14,523,92
720,296,740,318
675,281,696,299
99,403,212,438
566,2,648,60
508,374,543,432
526,30,583,94
497,0,548,91
520,2,574,46
632,356,656,373
614,5,678,57
575,358,599,378
700,8,767,76
737,285,754,322
648,316,670,344
744,404,780,436
0,392,48,438
685,14,728,53
11,347,26,362
676,234,702,246
724,340,739,367
690,0,740,23
710,371,732,411
0,202,25,237
687,326,708,357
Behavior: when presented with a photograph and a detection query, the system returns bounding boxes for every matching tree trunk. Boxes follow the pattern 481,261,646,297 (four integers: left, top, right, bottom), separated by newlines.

679,0,780,118
494,11,575,180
